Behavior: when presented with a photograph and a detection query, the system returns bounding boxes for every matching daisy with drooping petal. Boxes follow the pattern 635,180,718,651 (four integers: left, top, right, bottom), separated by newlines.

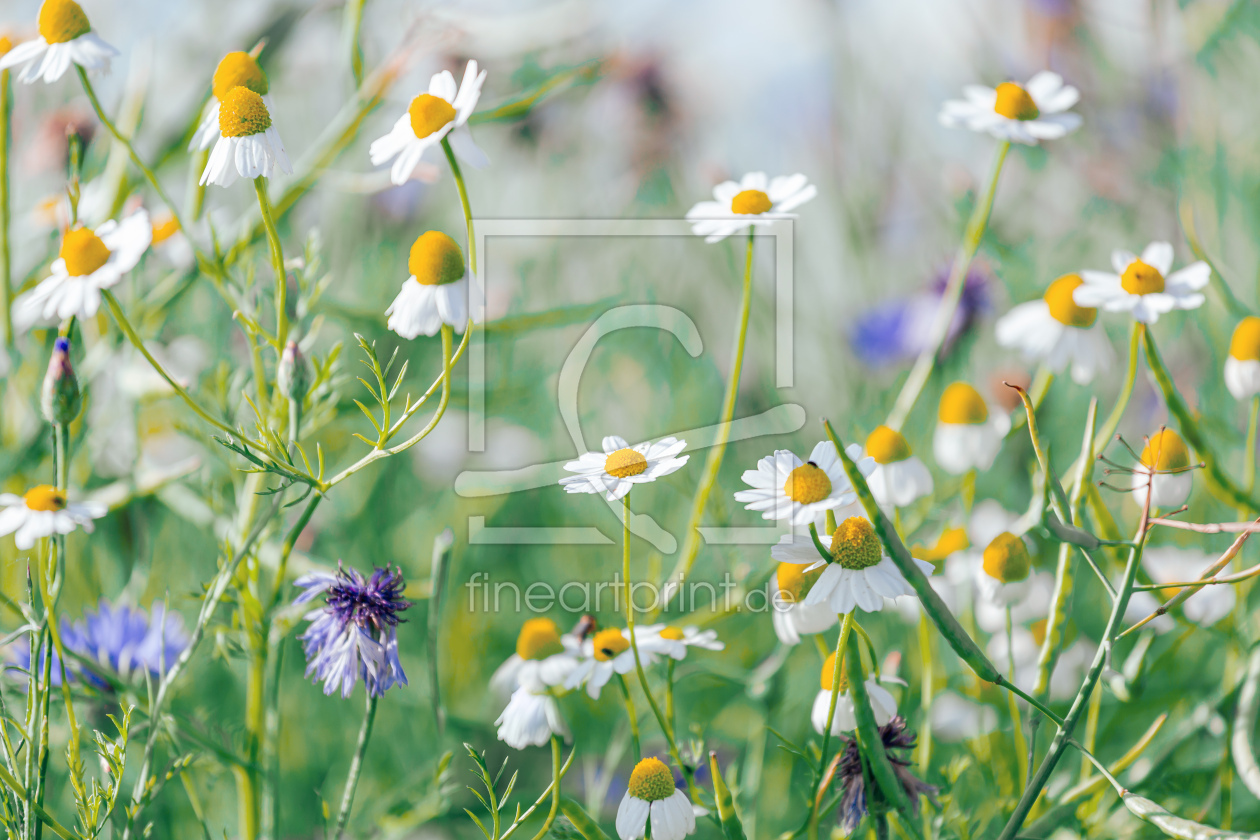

1073,242,1209,324
0,0,117,85
638,625,723,660
13,209,151,331
564,627,670,700
773,516,933,614
974,531,1033,607
862,425,933,508
734,441,872,527
495,684,570,750
190,51,271,152
1131,429,1193,510
811,651,898,735
1225,317,1260,401
995,274,1114,385
616,757,696,840
489,617,581,696
560,436,688,502
685,172,816,243
199,87,291,187
770,562,837,645
370,60,488,185
933,382,1010,475
385,230,472,339
938,72,1082,145
0,485,106,550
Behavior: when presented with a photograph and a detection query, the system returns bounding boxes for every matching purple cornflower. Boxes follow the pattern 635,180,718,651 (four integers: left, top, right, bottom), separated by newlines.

835,716,936,833
849,264,990,367
296,564,411,699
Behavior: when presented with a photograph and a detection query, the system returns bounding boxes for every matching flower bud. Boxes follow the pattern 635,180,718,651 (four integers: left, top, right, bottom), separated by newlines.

277,340,308,400
41,337,81,425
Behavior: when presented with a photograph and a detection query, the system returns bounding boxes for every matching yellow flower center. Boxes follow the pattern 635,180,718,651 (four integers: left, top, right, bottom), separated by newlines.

604,448,648,479
1139,429,1191,471
982,532,1031,584
515,618,564,661
1120,258,1165,296
627,757,675,802
993,82,1040,120
830,516,882,571
776,561,825,603
938,382,989,425
151,213,180,246
865,425,912,464
60,226,111,277
24,485,67,512
408,231,465,286
1043,274,1097,328
819,651,851,692
731,189,772,215
38,0,91,45
408,93,457,139
911,526,970,564
659,627,685,641
1030,618,1048,648
1230,317,1260,362
218,87,272,138
212,51,269,101
0,36,13,56
783,462,832,504
592,628,629,662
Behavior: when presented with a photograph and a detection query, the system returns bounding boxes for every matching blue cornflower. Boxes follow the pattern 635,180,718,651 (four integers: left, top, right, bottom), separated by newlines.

296,564,411,699
849,265,990,367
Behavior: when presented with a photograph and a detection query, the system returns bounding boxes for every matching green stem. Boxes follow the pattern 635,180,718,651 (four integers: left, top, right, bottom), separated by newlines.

1242,396,1260,520
345,0,368,87
527,736,563,840
1096,322,1142,447
238,640,265,840
805,612,854,840
665,659,676,735
616,675,641,763
916,613,933,775
333,693,378,840
254,177,288,346
0,764,73,840
0,68,11,348
1006,607,1028,793
441,137,476,276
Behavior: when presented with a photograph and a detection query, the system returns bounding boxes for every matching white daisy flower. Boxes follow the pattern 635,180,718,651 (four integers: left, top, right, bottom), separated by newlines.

489,618,582,696
13,210,151,331
938,71,1082,145
933,382,1010,475
930,690,998,742
637,625,723,660
564,627,671,700
149,211,194,270
1225,317,1260,401
495,685,570,750
1073,242,1209,325
0,0,117,85
1131,429,1193,510
616,757,695,840
995,274,1114,385
190,51,271,152
685,172,816,243
385,231,473,339
1143,547,1235,628
0,485,106,549
810,651,898,735
734,441,873,527
769,562,837,645
987,621,1093,702
199,87,291,187
974,531,1034,607
974,570,1054,633
772,516,933,614
369,60,488,185
559,436,689,502
862,425,934,508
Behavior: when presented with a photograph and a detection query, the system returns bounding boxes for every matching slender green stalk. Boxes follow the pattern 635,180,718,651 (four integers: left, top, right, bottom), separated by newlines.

1241,395,1260,521
345,0,368,87
887,140,1009,430
333,693,378,839
665,659,676,734
441,137,477,276
616,675,641,762
0,764,73,839
916,613,933,775
0,67,11,348
428,529,454,734
805,612,854,840
527,736,563,840
1005,607,1028,793
1094,322,1141,453
254,177,289,345
261,634,285,840
238,635,265,840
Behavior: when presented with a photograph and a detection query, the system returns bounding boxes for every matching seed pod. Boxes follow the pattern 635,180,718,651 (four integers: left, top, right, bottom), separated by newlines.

41,336,82,425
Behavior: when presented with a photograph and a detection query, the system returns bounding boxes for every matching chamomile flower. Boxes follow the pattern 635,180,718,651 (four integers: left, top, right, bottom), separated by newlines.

370,60,488,185
1073,242,1209,324
734,441,872,527
564,627,670,700
13,210,151,331
0,485,106,549
974,532,1034,607
490,617,581,695
995,274,1113,385
772,516,933,614
1131,429,1193,510
638,625,723,660
685,172,816,243
616,757,696,840
811,651,898,735
862,426,933,508
938,72,1081,145
0,0,117,85
1143,547,1234,626
385,231,472,339
495,684,570,750
933,382,1009,475
769,561,837,645
149,211,194,270
190,51,271,152
560,436,689,502
987,619,1093,701
1225,317,1260,400
199,87,291,187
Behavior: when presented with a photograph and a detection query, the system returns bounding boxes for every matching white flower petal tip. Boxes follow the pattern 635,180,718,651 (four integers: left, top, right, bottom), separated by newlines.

686,172,815,242
370,59,487,184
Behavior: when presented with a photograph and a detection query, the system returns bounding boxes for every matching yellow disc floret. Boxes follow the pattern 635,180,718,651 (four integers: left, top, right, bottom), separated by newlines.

627,757,675,802
783,462,832,504
659,627,685,641
591,628,629,662
819,651,851,692
1120,258,1164,296
218,87,272,138
731,189,772,215
911,527,970,564
938,382,989,425
776,561,825,603
408,231,465,286
151,213,180,246
1139,429,1191,471
24,485,67,512
515,618,564,661
993,82,1040,121
212,51,269,101
38,0,91,45
0,36,13,56
408,93,457,139
605,448,648,479
1230,317,1260,362
830,517,882,571
1030,618,1048,648
60,226,111,277
1043,274,1097,328
865,425,911,464
982,532,1031,584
